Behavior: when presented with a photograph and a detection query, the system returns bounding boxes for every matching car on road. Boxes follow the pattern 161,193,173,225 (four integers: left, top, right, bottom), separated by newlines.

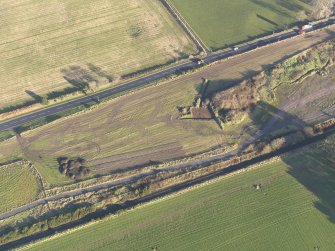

192,58,205,65
257,40,267,46
299,24,313,34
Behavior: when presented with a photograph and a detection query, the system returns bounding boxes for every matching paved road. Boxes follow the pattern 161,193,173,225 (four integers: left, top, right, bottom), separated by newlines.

1,124,334,222
0,85,333,221
0,19,335,220
4,129,335,251
0,112,289,220
0,146,238,220
0,19,334,132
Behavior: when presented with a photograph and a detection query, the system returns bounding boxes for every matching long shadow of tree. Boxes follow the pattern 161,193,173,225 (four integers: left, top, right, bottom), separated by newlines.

25,90,42,103
61,66,95,90
285,143,335,224
1,102,334,250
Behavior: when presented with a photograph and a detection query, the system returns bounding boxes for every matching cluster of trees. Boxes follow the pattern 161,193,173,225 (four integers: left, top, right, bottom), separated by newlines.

58,157,90,180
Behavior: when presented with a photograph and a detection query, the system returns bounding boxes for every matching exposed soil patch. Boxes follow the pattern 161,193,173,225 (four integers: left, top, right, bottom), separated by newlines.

89,142,184,174
9,29,335,182
278,65,335,123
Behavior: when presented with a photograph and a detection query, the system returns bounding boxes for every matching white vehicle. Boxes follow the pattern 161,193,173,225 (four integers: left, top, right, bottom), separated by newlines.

302,24,313,30
299,24,313,34
233,47,239,51
197,59,205,65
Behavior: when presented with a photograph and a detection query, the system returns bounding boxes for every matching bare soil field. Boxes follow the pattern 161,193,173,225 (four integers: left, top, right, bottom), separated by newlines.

276,65,335,124
1,27,335,186
0,0,196,109
210,40,335,140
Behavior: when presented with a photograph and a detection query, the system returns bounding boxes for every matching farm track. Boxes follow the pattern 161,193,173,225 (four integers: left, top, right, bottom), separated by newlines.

89,141,183,173
0,20,335,247
1,128,334,250
1,20,335,132
0,124,334,222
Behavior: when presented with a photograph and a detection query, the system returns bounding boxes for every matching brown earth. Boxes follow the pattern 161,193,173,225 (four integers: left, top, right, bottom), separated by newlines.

277,65,335,124
2,27,335,183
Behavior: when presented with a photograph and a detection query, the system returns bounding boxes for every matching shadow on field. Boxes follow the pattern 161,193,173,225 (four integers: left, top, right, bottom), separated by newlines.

245,101,335,224
87,63,113,82
249,0,294,18
277,0,308,12
62,66,95,90
25,90,42,103
2,101,334,250
257,14,279,27
285,150,335,224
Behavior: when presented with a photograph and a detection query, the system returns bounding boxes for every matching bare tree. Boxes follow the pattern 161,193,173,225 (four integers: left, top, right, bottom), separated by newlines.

311,0,335,19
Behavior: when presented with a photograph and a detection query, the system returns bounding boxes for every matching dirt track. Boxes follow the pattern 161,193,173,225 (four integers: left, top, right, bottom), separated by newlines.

2,128,334,250
7,26,335,177
1,27,335,247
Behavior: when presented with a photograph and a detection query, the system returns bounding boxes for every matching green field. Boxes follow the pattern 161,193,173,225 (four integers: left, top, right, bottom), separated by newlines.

0,31,331,187
170,0,309,50
0,0,196,109
0,163,39,214
25,136,335,251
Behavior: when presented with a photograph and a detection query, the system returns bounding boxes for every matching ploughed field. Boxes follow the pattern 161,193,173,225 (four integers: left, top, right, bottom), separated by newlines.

0,162,39,214
169,0,309,50
0,0,196,109
24,135,335,251
0,28,334,186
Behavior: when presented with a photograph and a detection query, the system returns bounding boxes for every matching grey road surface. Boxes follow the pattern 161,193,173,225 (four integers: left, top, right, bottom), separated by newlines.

0,19,334,132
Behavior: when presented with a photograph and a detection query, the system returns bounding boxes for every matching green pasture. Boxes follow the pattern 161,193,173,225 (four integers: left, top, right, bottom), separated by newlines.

25,138,335,251
170,0,309,50
0,163,39,214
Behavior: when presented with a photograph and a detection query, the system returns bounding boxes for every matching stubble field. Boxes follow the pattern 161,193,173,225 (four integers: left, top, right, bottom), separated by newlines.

0,27,334,186
0,0,196,109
